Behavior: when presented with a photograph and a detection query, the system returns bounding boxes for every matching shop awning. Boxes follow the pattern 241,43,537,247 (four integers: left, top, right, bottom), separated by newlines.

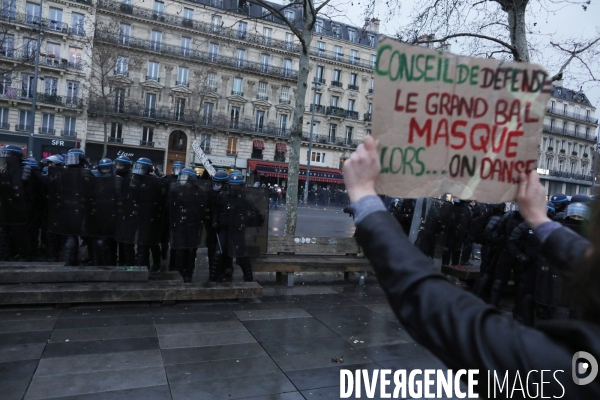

253,140,265,150
276,143,287,152
247,160,344,184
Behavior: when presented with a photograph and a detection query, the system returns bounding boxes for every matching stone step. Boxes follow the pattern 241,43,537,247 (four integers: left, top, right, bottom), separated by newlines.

0,282,262,304
0,265,149,284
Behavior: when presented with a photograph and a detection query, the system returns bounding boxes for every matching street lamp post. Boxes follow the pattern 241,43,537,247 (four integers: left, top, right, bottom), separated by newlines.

27,0,44,158
303,79,322,205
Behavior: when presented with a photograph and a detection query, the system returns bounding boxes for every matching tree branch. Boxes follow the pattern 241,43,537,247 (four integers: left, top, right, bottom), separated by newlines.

412,32,517,56
550,36,600,81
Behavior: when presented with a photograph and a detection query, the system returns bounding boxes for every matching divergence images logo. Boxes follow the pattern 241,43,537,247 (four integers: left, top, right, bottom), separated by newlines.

572,351,598,386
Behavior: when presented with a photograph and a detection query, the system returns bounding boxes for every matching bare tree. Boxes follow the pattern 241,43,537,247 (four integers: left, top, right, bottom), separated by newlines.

366,0,600,84
85,20,143,158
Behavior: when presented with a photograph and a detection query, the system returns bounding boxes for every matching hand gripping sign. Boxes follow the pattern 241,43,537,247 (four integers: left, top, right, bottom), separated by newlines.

192,140,217,177
373,39,552,202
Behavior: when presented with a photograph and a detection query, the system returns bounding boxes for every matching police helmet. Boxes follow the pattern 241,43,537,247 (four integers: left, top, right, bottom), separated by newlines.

22,157,39,168
212,170,229,191
547,201,556,219
132,157,153,175
229,173,245,186
550,193,568,204
570,194,591,204
115,155,132,170
172,161,185,176
566,202,590,221
3,144,23,158
65,148,86,167
178,168,197,182
98,158,115,176
41,154,64,167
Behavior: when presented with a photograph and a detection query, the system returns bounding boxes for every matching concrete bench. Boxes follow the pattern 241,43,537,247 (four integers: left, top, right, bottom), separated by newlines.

252,236,372,287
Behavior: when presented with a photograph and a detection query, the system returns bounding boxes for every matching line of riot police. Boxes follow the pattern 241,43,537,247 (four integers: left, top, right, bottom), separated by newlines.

0,146,269,283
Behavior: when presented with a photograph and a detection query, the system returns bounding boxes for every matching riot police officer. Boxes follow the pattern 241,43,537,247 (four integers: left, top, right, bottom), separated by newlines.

161,160,186,268
114,155,132,178
208,170,230,282
550,193,568,220
228,171,254,282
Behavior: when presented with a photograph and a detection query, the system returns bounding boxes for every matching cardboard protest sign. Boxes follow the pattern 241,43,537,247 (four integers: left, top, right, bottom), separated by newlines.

372,38,551,202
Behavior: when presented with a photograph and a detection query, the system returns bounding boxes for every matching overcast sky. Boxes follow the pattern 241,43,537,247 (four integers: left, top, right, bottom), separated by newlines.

337,0,600,111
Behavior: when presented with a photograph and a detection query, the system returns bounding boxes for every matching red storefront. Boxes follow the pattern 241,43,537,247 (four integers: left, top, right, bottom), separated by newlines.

247,160,344,187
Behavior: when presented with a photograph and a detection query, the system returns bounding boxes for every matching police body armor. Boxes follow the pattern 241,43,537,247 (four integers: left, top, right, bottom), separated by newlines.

168,180,210,249
408,197,447,259
47,166,92,236
115,174,164,246
87,176,122,237
0,157,26,225
228,186,269,257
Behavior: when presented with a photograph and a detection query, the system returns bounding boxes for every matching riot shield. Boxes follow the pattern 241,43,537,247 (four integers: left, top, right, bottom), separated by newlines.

47,167,92,235
86,176,122,237
115,174,164,246
535,260,562,307
408,197,446,259
441,203,471,252
0,157,26,225
228,186,269,257
168,180,209,249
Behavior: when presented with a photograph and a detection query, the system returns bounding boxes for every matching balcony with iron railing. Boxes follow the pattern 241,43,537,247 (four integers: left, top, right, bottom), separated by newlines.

0,89,83,109
310,104,326,114
231,90,244,96
0,122,9,130
0,11,72,34
140,140,154,147
96,31,300,81
38,127,55,135
363,113,371,122
108,136,123,143
348,84,359,91
279,98,291,104
15,124,29,131
314,78,326,85
256,94,269,101
346,110,358,120
61,130,77,137
331,81,343,88
301,133,360,148
542,124,597,142
0,50,84,71
146,75,160,82
175,80,189,87
368,88,373,94
548,169,593,182
547,107,599,125
309,48,375,70
88,98,292,138
326,106,346,118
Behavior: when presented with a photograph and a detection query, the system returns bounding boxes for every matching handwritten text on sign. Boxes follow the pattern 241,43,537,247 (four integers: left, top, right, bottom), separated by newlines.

372,39,551,202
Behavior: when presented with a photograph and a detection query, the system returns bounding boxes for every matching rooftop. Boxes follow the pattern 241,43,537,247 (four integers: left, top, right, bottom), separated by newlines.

552,84,594,108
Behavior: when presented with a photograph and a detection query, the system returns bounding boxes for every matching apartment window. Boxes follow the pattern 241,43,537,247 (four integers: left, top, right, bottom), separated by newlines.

582,165,587,175
345,126,353,143
181,37,191,57
331,96,339,107
41,113,54,134
44,77,58,95
285,33,294,50
183,7,194,21
574,106,580,117
261,54,270,73
279,114,287,134
314,92,322,105
558,160,564,172
150,31,162,51
261,7,272,20
147,61,159,81
263,27,272,45
152,0,165,16
232,77,243,96
350,73,357,86
23,38,37,58
334,45,343,60
563,103,567,114
114,88,125,113
281,86,290,101
348,29,357,43
206,72,216,91
116,56,128,75
575,125,579,135
200,133,211,152
255,110,265,132
312,121,320,135
570,161,577,174
110,122,122,141
370,55,377,69
316,65,325,82
258,81,267,100
562,122,568,134
227,137,238,154
142,126,154,145
307,151,325,163
317,41,325,57
21,73,33,97
46,42,60,59
545,157,552,170
366,129,371,136
284,9,294,21
49,7,62,31
347,99,355,111
333,69,341,83
145,93,157,117
211,14,221,33
209,43,219,61
350,50,359,64
18,110,30,130
561,140,566,150
175,98,185,119
230,106,240,127
283,59,292,76
63,116,76,136
332,24,340,38
69,47,82,66
2,0,15,17
368,34,375,47
328,123,337,141
368,103,372,114
119,24,131,45
548,138,554,148
586,127,590,138
237,21,247,39
177,67,188,86
236,49,245,67
66,81,79,103
550,100,555,111
0,107,8,129
202,102,213,123
315,19,323,33
26,2,40,24
549,119,555,130
0,34,14,58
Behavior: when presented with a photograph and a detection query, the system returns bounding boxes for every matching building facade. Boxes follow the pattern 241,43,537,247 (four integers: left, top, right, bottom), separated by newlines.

537,83,599,196
0,0,92,158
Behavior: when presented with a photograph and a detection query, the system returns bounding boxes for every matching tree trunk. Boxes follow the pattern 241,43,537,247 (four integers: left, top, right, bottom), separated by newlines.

284,8,313,236
506,2,529,62
102,97,108,158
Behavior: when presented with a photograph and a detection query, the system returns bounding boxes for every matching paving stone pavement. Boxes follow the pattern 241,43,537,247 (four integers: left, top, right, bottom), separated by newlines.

0,283,470,400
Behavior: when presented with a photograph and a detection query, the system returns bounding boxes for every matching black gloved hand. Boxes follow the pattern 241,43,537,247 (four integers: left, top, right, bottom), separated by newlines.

22,165,31,181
